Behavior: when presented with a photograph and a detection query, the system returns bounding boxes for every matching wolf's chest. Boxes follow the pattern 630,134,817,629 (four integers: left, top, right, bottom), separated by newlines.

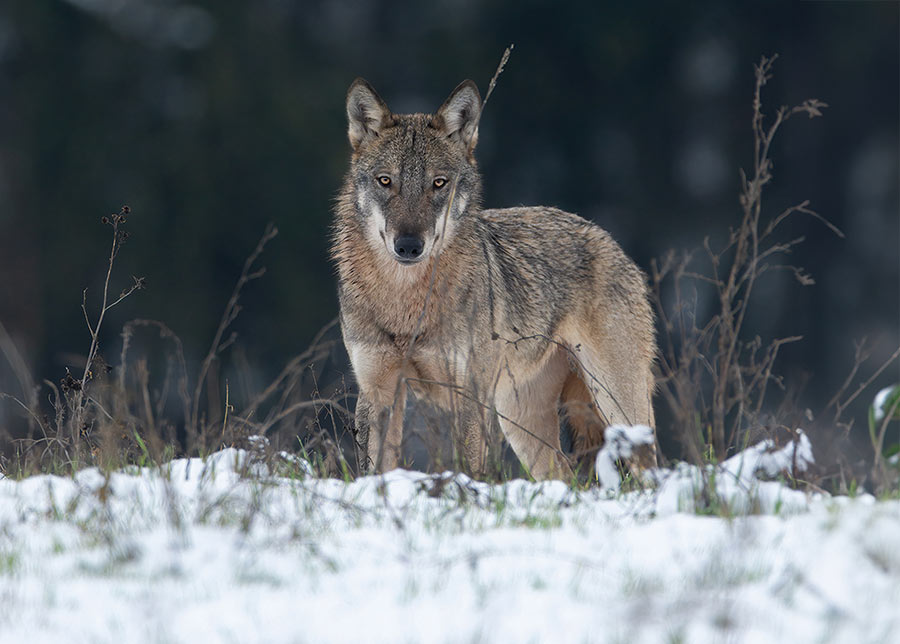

342,269,445,339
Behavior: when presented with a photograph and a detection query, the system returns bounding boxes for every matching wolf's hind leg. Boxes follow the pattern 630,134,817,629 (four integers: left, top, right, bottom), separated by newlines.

565,331,658,475
560,371,606,474
493,353,573,481
454,397,497,478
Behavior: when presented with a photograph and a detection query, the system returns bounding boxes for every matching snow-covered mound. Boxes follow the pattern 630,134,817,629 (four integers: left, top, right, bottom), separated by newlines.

0,439,898,643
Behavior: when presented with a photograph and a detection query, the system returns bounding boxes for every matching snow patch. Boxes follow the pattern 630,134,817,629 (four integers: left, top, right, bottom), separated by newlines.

594,423,655,490
721,428,814,480
0,435,897,643
593,425,816,516
873,385,897,422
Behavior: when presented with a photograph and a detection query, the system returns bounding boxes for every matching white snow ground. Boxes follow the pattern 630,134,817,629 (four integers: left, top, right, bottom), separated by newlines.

0,442,898,644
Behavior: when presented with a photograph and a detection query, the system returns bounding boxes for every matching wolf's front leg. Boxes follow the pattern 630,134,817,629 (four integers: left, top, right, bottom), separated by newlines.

347,340,412,473
366,384,407,472
356,393,401,474
353,394,373,473
354,376,408,474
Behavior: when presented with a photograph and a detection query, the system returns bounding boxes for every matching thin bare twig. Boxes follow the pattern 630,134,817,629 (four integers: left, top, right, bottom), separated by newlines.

73,207,141,435
829,345,900,427
190,223,278,439
373,46,515,471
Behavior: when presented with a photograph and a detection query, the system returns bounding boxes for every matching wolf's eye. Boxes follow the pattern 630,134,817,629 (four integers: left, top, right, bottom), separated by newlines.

377,176,392,187
433,177,447,189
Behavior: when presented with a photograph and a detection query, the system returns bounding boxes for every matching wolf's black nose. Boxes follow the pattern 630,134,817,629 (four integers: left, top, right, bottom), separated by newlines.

394,235,424,260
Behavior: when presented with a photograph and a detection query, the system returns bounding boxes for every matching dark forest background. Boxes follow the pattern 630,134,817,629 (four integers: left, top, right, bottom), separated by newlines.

0,0,897,462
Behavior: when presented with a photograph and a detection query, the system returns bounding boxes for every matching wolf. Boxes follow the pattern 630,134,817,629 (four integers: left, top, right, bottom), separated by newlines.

332,77,657,480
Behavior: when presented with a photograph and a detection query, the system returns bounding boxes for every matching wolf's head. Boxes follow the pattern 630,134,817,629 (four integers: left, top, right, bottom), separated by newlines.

344,78,482,266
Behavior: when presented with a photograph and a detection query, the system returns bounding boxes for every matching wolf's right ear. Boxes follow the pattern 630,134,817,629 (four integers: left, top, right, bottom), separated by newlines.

346,78,391,151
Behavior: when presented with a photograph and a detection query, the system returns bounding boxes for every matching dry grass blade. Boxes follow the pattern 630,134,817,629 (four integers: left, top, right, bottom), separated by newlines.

190,223,278,439
240,317,339,423
120,319,192,433
372,46,516,473
0,319,39,436
402,44,514,363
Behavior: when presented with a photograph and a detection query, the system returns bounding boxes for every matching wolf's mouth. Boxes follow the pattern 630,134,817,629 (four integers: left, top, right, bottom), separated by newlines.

394,255,426,265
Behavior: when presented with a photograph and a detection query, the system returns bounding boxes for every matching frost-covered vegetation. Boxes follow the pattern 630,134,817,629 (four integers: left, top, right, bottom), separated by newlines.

1,433,898,643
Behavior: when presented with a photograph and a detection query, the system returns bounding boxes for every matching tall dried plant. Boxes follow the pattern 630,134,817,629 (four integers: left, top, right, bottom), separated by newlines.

652,55,841,463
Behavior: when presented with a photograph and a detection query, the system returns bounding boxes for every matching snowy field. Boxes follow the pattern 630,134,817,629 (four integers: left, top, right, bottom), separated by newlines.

1,440,899,644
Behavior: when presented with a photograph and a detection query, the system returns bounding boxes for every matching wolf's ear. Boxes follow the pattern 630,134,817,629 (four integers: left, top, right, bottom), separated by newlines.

433,80,481,152
346,78,391,151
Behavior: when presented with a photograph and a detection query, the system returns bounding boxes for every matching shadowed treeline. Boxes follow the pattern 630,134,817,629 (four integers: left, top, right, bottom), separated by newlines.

0,1,897,466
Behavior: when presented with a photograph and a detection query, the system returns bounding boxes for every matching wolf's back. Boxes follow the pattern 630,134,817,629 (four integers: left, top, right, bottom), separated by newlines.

471,206,653,344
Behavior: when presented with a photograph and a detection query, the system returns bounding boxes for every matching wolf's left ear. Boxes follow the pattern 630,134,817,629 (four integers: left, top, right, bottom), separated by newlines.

433,80,481,152
347,78,391,151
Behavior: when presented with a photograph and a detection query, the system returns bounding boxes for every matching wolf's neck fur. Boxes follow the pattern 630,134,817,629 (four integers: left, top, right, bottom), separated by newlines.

332,203,477,342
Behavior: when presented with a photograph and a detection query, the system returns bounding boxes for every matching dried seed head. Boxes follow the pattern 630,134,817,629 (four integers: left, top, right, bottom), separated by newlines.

60,372,82,393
